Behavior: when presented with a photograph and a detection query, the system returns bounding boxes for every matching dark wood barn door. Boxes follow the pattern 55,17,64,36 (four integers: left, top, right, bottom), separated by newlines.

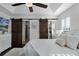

39,19,48,39
11,18,22,47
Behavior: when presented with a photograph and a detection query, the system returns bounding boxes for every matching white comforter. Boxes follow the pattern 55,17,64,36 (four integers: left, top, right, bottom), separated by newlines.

23,39,79,56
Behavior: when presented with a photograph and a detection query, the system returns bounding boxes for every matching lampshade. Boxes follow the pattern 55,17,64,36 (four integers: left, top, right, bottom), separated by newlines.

26,3,33,7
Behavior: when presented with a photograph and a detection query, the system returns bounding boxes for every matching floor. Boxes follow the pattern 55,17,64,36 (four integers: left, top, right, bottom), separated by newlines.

3,48,24,56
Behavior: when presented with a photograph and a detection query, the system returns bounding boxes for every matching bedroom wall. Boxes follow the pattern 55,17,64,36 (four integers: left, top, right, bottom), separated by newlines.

30,20,39,40
0,12,11,19
22,20,39,43
0,6,12,51
22,21,26,44
55,4,79,32
0,4,12,33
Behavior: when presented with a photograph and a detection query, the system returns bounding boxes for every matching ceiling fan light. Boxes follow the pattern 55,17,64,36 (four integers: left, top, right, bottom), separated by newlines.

26,3,33,7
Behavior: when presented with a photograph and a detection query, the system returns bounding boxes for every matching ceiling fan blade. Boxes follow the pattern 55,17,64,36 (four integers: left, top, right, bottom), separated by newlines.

29,7,33,12
33,3,48,8
12,3,25,6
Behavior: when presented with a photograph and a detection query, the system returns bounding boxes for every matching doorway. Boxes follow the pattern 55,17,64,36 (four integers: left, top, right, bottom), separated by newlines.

48,20,57,39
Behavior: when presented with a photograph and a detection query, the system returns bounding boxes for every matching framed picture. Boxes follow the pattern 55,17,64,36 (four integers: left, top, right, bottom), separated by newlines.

0,17,9,33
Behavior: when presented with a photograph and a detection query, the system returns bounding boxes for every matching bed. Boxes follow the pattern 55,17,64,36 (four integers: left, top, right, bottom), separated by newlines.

23,39,79,56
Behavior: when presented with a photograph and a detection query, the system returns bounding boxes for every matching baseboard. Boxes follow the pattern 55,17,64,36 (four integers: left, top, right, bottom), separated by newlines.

0,47,13,56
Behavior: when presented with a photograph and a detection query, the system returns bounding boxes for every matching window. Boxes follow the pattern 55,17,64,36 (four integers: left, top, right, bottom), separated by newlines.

61,17,70,32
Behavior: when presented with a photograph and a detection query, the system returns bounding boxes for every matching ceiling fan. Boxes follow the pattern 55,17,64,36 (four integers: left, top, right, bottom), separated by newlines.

12,3,48,12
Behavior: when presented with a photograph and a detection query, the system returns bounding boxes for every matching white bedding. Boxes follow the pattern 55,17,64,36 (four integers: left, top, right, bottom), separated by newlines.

23,39,79,56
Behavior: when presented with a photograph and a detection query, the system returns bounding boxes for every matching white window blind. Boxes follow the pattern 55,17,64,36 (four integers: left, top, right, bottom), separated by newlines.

61,17,70,32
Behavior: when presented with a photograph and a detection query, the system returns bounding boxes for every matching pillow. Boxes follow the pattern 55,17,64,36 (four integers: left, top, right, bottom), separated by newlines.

66,36,79,50
56,32,69,47
56,38,67,47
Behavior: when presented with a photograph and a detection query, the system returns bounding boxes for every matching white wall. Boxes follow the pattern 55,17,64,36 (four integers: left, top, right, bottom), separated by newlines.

0,5,12,33
30,20,39,40
8,19,11,33
56,4,79,31
0,6,12,51
22,21,26,43
0,12,11,19
22,20,39,42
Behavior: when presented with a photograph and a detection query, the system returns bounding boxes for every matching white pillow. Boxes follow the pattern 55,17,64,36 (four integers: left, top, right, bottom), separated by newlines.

67,36,79,50
56,39,67,47
56,32,69,47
